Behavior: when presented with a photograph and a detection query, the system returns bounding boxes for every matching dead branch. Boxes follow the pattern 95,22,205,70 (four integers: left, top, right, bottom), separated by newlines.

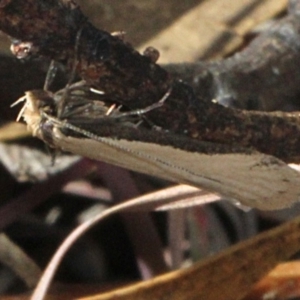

1,0,300,162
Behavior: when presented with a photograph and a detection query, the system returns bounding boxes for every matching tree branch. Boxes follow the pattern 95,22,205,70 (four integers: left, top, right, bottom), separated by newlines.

1,0,300,162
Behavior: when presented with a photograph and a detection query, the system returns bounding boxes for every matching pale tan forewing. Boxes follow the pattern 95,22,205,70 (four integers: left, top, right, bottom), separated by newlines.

50,127,300,210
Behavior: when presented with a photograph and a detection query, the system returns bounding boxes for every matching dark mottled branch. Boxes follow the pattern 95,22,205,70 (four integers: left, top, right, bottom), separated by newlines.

0,0,172,104
1,0,300,162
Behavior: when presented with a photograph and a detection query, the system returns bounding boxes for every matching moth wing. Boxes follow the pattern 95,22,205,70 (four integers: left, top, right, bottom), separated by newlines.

52,129,300,210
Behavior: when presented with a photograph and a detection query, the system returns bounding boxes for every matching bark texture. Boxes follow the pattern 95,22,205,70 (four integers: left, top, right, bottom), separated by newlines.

1,0,300,162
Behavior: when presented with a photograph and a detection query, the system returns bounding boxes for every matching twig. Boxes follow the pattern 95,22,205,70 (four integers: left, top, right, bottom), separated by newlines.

1,1,300,162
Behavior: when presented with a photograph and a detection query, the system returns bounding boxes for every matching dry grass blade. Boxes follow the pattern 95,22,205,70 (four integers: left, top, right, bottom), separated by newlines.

78,214,300,300
121,184,221,212
30,184,219,300
31,184,300,300
0,233,41,288
31,185,220,300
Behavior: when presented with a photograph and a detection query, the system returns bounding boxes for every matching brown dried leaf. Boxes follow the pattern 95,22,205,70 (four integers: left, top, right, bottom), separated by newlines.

79,214,300,300
243,262,300,300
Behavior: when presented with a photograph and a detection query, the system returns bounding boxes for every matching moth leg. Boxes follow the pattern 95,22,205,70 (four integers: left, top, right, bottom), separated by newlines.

114,87,172,118
100,88,172,129
43,60,58,91
57,25,85,118
47,145,59,166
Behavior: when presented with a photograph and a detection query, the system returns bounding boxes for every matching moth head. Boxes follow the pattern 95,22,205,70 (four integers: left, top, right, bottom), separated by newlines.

14,90,56,137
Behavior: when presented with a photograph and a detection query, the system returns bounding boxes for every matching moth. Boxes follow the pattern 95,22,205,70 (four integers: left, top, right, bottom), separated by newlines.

14,83,300,211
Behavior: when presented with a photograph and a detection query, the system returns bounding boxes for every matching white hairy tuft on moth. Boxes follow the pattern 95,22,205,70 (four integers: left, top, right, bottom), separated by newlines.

13,91,48,137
